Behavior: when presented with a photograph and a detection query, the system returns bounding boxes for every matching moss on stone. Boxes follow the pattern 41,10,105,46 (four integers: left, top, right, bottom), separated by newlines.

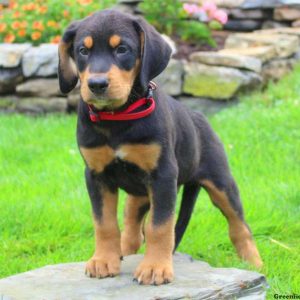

0,98,15,109
183,74,241,100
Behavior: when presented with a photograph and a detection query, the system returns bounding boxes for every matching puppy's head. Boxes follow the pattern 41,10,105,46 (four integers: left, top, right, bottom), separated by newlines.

58,10,171,110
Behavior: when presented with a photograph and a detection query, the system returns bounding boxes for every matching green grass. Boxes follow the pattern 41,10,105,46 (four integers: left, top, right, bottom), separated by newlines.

1,67,300,298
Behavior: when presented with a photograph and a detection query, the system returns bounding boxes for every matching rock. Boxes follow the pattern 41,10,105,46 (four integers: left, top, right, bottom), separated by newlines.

16,97,67,114
241,0,281,9
154,59,183,96
198,0,245,8
0,96,17,111
262,57,296,82
178,96,239,115
190,51,262,72
0,67,23,94
224,20,263,32
0,253,268,300
242,0,300,8
220,46,277,62
22,44,58,77
183,62,262,99
292,48,300,60
115,3,135,14
16,79,62,97
240,70,263,92
262,20,290,29
0,44,31,68
227,8,272,19
257,27,300,36
274,6,300,21
115,0,142,14
225,33,299,58
292,19,300,27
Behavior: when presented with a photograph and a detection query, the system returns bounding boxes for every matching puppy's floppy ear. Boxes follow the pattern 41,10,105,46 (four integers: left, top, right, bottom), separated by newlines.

133,17,172,92
58,21,81,94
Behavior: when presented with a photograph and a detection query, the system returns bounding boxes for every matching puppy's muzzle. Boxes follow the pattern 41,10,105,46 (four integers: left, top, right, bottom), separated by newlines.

88,76,109,95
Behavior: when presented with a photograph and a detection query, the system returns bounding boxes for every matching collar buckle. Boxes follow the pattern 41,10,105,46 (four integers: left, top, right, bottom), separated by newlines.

147,81,157,99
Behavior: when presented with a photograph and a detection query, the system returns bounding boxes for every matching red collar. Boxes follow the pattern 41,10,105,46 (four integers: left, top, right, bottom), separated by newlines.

88,97,155,122
88,82,156,122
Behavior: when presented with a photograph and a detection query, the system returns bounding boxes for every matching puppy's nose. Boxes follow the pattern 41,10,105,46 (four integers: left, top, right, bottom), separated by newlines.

88,77,109,94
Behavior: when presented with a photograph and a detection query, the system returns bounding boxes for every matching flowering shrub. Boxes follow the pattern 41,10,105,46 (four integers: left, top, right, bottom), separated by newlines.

0,0,116,45
140,0,228,46
183,2,228,29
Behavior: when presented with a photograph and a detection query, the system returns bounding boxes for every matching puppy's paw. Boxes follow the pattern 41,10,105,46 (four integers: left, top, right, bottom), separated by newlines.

85,254,121,279
133,259,173,285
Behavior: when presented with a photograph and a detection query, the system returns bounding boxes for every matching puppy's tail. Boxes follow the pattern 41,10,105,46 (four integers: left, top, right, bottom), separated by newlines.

174,183,201,251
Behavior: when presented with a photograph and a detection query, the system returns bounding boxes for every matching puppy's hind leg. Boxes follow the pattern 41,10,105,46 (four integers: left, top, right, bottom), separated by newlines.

195,123,263,268
200,176,263,268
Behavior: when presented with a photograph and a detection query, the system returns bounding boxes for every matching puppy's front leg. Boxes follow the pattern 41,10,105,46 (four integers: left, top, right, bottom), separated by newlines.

85,168,121,278
134,176,176,285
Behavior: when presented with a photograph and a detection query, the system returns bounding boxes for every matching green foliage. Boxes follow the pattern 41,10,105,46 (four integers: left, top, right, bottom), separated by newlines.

0,0,116,45
177,20,215,46
140,0,184,35
140,0,214,45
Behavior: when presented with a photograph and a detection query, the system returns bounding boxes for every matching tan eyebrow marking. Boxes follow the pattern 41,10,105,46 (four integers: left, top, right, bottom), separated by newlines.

109,34,121,48
84,36,93,49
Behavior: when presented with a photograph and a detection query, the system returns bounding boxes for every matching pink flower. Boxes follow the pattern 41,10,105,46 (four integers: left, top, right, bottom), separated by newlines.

212,9,228,25
202,1,217,17
183,3,202,15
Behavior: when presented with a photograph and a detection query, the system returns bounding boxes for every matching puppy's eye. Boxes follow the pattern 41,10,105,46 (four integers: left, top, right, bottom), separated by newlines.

116,45,128,55
79,47,89,56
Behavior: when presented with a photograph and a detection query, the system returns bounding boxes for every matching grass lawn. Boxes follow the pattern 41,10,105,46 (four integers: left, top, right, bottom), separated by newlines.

1,67,300,298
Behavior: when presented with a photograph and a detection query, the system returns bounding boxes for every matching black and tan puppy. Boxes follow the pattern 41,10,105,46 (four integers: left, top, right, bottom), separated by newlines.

58,9,262,285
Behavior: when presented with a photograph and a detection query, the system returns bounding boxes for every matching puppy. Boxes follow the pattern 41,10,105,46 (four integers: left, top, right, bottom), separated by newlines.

58,9,262,285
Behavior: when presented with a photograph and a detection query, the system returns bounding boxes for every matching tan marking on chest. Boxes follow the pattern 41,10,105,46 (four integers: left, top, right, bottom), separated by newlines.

80,144,161,173
80,146,114,173
118,144,161,172
109,34,121,48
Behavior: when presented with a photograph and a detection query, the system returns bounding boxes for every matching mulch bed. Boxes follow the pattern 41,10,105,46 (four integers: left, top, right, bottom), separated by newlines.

172,30,230,60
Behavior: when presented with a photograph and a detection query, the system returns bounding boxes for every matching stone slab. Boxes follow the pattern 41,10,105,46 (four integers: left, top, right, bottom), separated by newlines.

227,8,272,19
16,79,62,97
262,57,296,82
0,44,31,68
241,0,300,8
16,97,67,114
0,67,23,94
154,59,183,96
220,46,277,62
262,20,290,29
224,20,263,32
178,96,239,115
198,0,245,8
190,51,262,72
292,19,300,27
22,44,58,77
274,6,300,21
225,33,299,58
183,63,262,99
0,96,17,110
0,253,268,300
256,27,300,36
